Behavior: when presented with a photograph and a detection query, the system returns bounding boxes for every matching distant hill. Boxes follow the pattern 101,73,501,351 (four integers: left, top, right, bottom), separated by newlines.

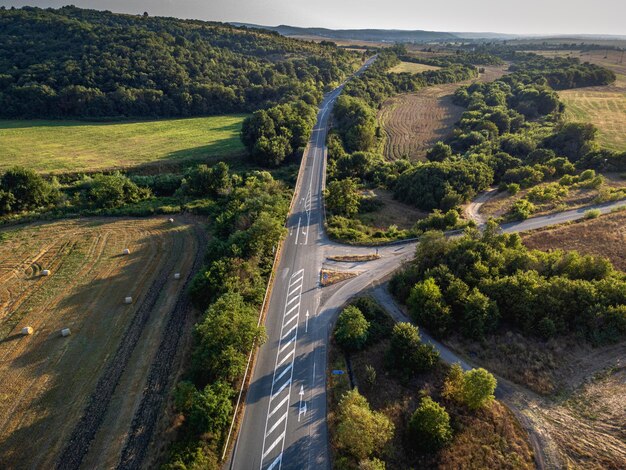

233,23,626,45
233,23,458,43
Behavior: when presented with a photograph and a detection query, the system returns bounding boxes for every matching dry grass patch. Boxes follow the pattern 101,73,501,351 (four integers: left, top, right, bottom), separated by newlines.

358,189,428,230
522,209,626,270
327,254,380,262
321,269,358,287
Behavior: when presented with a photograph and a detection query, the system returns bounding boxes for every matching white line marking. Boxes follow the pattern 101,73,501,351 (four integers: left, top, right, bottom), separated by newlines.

281,313,299,332
266,411,288,437
262,431,286,459
284,301,300,316
295,217,301,245
268,395,289,418
278,336,295,355
273,363,292,385
277,348,295,367
267,455,282,470
272,377,291,399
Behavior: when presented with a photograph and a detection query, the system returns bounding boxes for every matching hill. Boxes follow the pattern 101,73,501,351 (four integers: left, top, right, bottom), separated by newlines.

0,6,357,119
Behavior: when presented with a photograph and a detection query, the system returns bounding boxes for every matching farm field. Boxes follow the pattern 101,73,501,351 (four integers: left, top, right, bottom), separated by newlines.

388,61,440,74
378,65,508,160
0,115,247,174
0,217,205,469
477,173,626,220
529,49,626,151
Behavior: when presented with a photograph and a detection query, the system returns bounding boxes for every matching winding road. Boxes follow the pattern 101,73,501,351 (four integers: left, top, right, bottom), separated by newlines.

228,56,626,470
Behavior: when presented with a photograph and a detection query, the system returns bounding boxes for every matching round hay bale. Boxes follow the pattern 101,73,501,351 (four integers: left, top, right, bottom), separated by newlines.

124,296,133,304
61,328,71,337
174,273,181,280
41,269,51,276
122,248,130,255
168,218,175,223
21,326,33,335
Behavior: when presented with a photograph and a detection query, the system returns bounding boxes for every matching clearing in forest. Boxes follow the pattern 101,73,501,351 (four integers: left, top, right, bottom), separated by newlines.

378,66,507,161
388,61,440,74
0,217,205,469
0,115,247,174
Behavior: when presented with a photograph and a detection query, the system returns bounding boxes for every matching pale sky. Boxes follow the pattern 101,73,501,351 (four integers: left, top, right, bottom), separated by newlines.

2,0,625,36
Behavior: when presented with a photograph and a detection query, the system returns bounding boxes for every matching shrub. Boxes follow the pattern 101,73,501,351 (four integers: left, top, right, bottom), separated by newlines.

506,183,520,195
408,396,453,452
88,172,151,208
335,305,370,351
0,166,59,213
584,209,601,219
526,183,569,203
443,365,497,410
509,198,535,220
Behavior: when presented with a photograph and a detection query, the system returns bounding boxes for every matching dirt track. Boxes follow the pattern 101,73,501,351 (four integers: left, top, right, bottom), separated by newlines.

0,217,205,469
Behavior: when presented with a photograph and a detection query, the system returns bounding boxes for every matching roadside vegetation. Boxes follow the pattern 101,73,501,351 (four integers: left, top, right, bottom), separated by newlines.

328,297,534,469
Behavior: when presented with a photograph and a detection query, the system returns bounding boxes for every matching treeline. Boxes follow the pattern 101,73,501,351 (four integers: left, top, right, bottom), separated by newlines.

0,6,358,118
507,54,616,89
390,226,626,344
401,51,504,67
166,170,291,468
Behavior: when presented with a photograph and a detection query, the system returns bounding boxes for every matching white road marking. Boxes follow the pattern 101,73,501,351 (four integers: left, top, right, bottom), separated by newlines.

262,431,286,459
295,217,301,245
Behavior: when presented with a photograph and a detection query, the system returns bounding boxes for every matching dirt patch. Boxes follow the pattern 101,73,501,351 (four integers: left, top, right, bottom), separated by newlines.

0,217,205,469
321,269,359,287
522,208,626,271
357,188,428,230
378,65,508,161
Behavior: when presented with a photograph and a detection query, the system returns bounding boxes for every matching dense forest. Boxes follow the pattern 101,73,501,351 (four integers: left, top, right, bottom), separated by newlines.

0,6,358,118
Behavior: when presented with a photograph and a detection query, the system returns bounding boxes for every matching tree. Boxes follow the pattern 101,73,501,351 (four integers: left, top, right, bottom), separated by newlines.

386,323,439,379
335,305,370,351
461,368,497,409
192,292,266,383
325,178,361,216
509,198,535,220
184,162,231,197
442,363,465,402
334,389,394,460
461,288,499,339
408,396,453,452
408,278,452,337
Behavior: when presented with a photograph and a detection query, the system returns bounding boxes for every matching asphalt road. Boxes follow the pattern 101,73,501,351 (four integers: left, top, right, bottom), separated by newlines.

229,57,376,470
229,53,626,469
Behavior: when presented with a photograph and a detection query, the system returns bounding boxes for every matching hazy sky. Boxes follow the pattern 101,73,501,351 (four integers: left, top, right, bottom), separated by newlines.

2,1,625,35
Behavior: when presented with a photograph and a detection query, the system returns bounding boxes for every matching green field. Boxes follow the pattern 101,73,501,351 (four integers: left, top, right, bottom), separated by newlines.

389,61,440,74
0,115,247,173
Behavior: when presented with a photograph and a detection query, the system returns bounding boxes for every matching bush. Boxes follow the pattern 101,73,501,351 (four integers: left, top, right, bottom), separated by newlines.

88,172,151,208
0,166,59,214
506,183,520,195
408,396,453,452
335,305,370,351
584,209,601,219
509,198,535,220
443,364,497,410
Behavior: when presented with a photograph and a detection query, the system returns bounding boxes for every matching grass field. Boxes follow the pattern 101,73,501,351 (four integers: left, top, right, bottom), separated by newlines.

0,217,204,469
388,61,440,74
0,115,247,174
378,65,508,160
528,50,626,152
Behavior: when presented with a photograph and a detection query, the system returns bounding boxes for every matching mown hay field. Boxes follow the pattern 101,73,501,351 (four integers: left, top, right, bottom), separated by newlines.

388,61,440,74
530,50,626,152
378,65,508,161
0,217,204,469
0,115,247,174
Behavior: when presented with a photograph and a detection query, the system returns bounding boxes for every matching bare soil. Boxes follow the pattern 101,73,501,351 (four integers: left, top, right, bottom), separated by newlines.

0,217,205,469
